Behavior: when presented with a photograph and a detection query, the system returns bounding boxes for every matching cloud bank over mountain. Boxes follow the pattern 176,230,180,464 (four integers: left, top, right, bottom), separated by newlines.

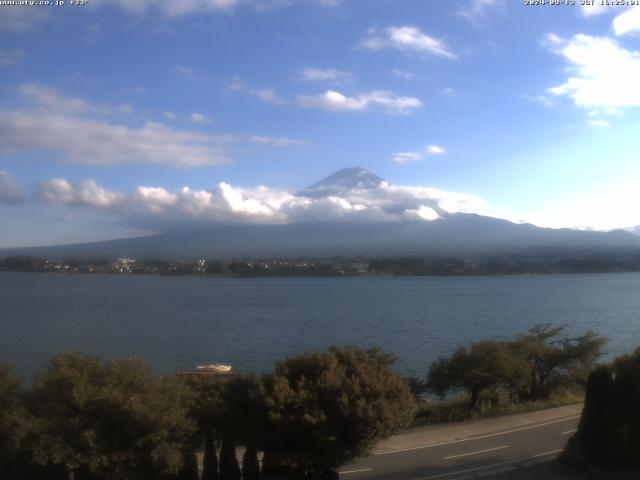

24,168,487,231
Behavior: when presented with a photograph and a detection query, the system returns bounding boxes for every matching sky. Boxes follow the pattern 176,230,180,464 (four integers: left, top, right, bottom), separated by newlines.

1,0,640,247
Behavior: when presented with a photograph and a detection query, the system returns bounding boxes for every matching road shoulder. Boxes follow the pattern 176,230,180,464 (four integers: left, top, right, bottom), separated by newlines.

374,403,583,455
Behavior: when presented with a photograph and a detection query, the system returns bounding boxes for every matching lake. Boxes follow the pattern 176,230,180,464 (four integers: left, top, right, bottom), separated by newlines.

1,272,639,380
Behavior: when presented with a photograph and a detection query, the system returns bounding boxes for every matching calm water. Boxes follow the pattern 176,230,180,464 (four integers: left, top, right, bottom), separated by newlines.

1,272,639,380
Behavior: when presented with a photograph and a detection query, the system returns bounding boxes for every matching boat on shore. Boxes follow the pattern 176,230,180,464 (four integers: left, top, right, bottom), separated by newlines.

196,364,232,373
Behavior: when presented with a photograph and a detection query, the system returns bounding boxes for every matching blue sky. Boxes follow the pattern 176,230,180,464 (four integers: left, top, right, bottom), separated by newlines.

1,0,640,247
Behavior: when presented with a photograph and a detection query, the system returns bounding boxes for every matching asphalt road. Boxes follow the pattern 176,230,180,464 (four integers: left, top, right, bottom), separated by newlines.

338,414,581,480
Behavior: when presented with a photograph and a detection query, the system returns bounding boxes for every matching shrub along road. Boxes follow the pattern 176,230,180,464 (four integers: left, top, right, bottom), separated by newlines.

338,404,583,480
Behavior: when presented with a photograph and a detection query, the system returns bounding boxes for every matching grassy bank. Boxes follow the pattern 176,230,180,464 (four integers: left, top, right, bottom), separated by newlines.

412,389,584,427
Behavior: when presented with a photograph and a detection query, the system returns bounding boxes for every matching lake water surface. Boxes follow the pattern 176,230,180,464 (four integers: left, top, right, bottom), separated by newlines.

1,272,639,380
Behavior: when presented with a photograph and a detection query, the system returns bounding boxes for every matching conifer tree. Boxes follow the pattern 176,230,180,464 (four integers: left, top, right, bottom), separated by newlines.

241,444,260,480
219,429,241,480
202,429,219,480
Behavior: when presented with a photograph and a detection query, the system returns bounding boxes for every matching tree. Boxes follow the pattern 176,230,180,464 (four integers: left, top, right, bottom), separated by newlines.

427,340,530,409
241,444,260,480
514,324,606,399
187,374,266,480
219,375,266,480
262,345,414,479
0,363,41,479
427,326,607,408
176,450,199,480
219,429,241,480
201,429,219,480
0,363,22,462
565,348,640,468
28,353,197,480
405,377,428,400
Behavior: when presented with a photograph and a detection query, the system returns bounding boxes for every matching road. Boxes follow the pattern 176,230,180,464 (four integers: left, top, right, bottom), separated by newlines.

338,412,581,480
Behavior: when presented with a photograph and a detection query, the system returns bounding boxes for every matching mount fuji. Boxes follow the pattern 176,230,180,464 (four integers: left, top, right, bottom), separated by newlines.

1,168,639,260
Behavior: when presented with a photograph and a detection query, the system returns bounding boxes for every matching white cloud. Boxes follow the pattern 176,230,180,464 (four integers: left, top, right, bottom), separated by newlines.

405,205,440,221
172,65,201,80
190,112,211,123
252,87,284,104
29,175,492,228
315,0,342,6
588,119,611,128
457,0,506,24
613,7,640,36
0,83,230,167
581,3,617,17
588,107,622,117
426,145,446,155
37,179,125,208
116,104,133,114
524,179,640,231
441,87,457,97
0,49,26,66
164,111,177,120
90,0,240,18
227,79,287,105
540,32,565,49
300,67,353,83
0,113,229,168
128,182,287,224
524,94,553,107
230,79,421,114
392,145,446,165
392,151,423,165
250,135,307,146
297,90,422,114
0,171,25,204
0,0,344,30
361,26,456,59
546,34,640,109
18,83,95,114
133,186,179,213
0,7,48,32
391,68,416,80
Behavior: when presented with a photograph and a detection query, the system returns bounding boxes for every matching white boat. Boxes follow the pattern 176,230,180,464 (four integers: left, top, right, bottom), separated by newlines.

196,364,232,373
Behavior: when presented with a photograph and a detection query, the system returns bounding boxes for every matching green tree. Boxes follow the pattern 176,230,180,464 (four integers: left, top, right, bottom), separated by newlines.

28,352,197,480
219,429,241,480
0,363,22,463
566,347,640,468
427,340,530,409
405,377,428,400
514,324,606,399
201,429,218,480
176,450,199,480
241,444,260,480
220,375,267,480
0,363,42,478
262,345,414,479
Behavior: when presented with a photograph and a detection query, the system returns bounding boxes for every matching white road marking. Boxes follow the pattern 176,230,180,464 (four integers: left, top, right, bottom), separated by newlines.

529,449,564,459
477,465,516,477
338,468,373,475
562,429,577,435
412,449,563,480
444,445,509,460
374,415,580,455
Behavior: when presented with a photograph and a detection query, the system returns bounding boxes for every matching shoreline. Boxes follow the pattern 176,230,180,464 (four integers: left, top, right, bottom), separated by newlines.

2,269,640,279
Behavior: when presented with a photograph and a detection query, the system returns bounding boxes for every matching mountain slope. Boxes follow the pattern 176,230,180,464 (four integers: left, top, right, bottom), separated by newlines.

297,167,384,198
2,214,639,260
